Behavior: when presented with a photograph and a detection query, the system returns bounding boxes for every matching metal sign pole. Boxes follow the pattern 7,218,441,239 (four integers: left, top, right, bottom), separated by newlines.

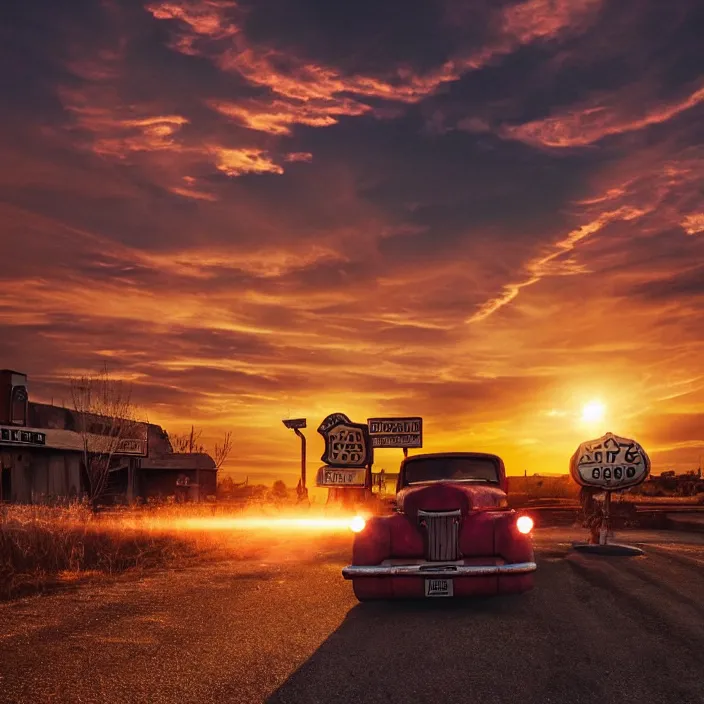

600,491,612,546
282,418,308,502
294,427,306,491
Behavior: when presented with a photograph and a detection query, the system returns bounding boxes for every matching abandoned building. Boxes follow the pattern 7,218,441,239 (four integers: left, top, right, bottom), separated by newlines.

0,369,217,504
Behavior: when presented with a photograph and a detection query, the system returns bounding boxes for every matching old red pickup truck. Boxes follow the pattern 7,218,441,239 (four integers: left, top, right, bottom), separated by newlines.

342,452,536,600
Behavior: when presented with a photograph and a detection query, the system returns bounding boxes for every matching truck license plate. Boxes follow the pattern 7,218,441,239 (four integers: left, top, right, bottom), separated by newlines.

425,578,453,597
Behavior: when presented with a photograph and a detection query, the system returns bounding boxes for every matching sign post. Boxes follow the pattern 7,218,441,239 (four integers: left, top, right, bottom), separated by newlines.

569,431,651,556
315,413,374,506
282,418,308,503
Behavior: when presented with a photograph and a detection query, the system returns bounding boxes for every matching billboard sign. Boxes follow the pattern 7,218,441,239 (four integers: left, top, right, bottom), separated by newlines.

315,466,367,487
0,426,46,446
570,432,650,490
317,412,373,469
367,417,423,449
115,438,147,456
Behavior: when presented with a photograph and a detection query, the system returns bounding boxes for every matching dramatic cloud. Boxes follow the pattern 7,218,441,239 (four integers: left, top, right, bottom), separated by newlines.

146,0,608,147
1,0,703,482
682,213,704,235
213,147,284,175
208,97,371,135
503,83,704,148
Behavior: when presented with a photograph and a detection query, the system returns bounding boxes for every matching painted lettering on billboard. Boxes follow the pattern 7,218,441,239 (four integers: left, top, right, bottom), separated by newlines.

318,413,373,468
367,417,423,449
0,426,46,446
115,438,147,456
315,466,367,487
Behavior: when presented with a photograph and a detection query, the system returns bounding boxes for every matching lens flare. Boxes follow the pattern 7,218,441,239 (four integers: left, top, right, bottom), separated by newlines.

350,516,366,533
98,505,371,539
516,515,534,534
167,516,360,532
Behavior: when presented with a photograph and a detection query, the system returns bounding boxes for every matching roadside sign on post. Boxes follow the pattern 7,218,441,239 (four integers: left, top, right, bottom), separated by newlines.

367,417,423,449
316,413,373,489
315,466,367,487
570,431,650,490
570,431,650,555
318,413,373,468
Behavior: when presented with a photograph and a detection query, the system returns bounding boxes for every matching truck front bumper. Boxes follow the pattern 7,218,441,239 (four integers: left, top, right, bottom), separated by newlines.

342,561,537,579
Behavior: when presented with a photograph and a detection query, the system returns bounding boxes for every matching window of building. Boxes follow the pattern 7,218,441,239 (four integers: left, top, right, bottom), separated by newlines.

10,386,28,426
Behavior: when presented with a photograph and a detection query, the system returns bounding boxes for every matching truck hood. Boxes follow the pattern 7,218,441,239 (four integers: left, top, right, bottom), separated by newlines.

397,482,508,520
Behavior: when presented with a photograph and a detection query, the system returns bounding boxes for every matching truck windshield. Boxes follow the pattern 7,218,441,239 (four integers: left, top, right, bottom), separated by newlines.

403,456,500,485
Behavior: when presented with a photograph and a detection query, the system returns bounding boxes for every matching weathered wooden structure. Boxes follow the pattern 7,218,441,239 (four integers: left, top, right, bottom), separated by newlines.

0,369,217,504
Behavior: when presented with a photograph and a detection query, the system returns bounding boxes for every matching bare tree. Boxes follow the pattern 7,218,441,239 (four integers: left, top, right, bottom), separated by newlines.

169,426,233,469
70,364,139,507
213,431,233,470
170,425,205,453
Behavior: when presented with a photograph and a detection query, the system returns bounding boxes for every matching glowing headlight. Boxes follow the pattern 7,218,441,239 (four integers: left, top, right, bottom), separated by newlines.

350,516,366,533
516,515,534,534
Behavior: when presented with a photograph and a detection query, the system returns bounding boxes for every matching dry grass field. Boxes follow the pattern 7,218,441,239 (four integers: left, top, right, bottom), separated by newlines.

0,502,242,600
507,474,579,507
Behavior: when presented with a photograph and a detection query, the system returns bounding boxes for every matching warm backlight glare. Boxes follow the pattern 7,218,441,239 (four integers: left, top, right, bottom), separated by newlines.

516,515,534,534
126,515,362,533
581,400,606,423
350,516,366,533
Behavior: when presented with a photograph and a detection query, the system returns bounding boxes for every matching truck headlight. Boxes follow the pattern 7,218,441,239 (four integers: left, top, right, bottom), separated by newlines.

350,516,366,533
516,515,534,534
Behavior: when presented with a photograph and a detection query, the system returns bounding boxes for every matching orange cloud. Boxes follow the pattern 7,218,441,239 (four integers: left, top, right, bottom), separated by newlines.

58,78,192,157
503,84,704,148
208,97,371,135
57,85,294,184
500,0,602,44
217,48,463,105
468,206,646,323
146,0,236,35
169,185,219,201
95,115,190,156
465,143,703,324
212,147,284,176
284,152,313,163
148,0,607,143
145,0,238,55
682,213,704,235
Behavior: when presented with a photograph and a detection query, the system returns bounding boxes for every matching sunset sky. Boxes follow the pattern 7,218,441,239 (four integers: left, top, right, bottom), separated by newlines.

1,0,702,485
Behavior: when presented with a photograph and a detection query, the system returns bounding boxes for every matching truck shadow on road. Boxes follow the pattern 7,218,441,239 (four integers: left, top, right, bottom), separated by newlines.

266,593,533,704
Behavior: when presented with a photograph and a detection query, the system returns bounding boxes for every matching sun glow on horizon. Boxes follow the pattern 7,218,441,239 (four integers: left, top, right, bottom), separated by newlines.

581,400,606,424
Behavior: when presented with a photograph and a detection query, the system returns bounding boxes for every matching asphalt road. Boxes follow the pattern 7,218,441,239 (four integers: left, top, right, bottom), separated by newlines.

1,527,703,704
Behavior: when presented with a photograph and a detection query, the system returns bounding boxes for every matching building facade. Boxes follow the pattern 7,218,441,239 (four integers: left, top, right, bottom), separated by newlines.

0,369,217,504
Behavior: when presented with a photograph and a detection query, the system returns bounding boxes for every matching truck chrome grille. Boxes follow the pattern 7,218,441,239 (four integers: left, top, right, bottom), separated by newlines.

418,509,462,561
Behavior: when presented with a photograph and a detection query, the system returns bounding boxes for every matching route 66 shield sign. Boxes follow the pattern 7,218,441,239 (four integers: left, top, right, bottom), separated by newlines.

570,431,650,490
318,413,373,468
